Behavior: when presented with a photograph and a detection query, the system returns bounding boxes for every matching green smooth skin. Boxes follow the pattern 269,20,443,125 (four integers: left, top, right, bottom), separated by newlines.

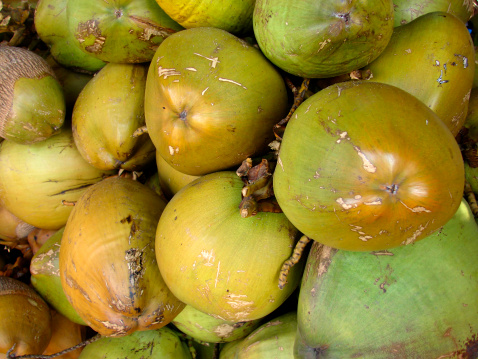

0,128,115,229
72,63,156,171
365,12,475,136
30,228,86,325
154,0,255,35
273,81,464,251
232,311,297,359
144,27,288,176
172,304,261,343
66,0,183,63
155,150,199,199
155,172,304,322
252,0,394,78
78,327,192,358
35,0,106,72
392,0,474,26
295,199,478,358
4,75,65,144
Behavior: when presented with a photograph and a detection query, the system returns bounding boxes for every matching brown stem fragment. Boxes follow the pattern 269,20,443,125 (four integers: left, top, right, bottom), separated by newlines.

7,334,101,359
278,235,312,290
273,78,310,140
464,181,478,218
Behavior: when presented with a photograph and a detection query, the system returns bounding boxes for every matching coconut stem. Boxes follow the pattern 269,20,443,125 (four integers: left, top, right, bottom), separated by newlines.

279,235,312,290
465,181,478,217
132,125,148,138
7,334,102,359
273,77,310,140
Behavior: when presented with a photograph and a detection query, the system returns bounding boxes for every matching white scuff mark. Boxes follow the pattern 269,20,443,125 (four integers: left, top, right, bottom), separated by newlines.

364,199,382,205
404,49,412,54
350,224,363,232
278,156,284,171
318,39,331,52
97,321,128,336
200,249,215,266
185,67,197,71
402,222,429,245
194,53,220,68
201,87,209,95
215,261,221,288
214,324,236,338
218,77,247,89
359,235,373,241
354,195,362,200
168,146,179,155
157,66,181,79
336,197,354,210
336,131,348,143
400,201,431,213
353,146,376,173
173,79,179,83
226,293,254,309
305,104,311,114
437,69,449,85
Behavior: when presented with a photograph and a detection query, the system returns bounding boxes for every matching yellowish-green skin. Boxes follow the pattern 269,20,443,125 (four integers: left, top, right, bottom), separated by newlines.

72,62,156,171
3,76,65,144
392,0,474,26
220,312,297,359
295,199,478,358
365,11,475,136
154,0,255,35
145,27,288,176
273,81,464,251
156,150,199,199
155,171,304,322
35,0,106,72
30,227,87,326
252,0,395,78
0,128,115,229
66,0,183,63
78,326,192,358
172,304,261,343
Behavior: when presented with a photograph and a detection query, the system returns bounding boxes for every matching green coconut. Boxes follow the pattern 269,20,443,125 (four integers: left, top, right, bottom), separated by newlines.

392,0,474,27
35,0,106,72
365,11,475,135
66,0,183,63
172,304,261,343
295,199,478,358
252,0,394,78
78,327,192,358
72,62,156,171
0,45,65,144
30,227,86,326
0,128,115,229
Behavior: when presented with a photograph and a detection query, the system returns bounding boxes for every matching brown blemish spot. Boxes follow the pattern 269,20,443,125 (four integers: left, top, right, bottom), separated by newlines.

120,215,133,224
130,15,177,41
315,243,337,278
76,19,105,54
125,248,144,294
